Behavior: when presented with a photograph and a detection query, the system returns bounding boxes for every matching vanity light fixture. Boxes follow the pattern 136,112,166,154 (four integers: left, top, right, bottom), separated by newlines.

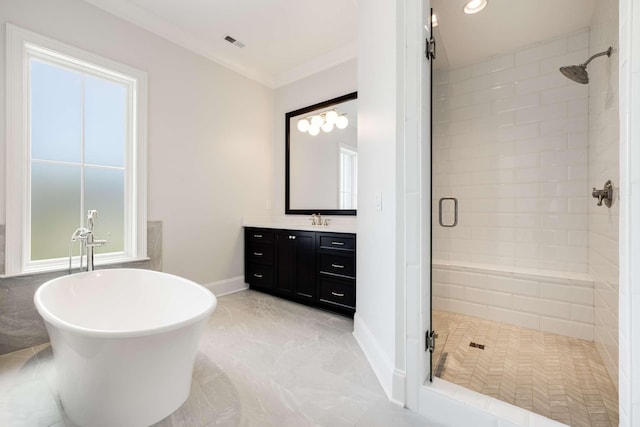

297,109,349,136
335,114,349,130
297,118,310,132
463,0,488,14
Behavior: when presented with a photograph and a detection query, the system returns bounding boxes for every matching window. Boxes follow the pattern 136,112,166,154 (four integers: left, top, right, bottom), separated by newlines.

5,25,147,276
339,145,358,209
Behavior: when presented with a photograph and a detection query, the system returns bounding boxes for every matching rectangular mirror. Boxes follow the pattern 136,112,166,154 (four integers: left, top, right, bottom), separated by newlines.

286,92,357,215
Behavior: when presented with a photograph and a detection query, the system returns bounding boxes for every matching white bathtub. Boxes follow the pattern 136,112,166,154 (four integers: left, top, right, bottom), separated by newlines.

34,268,217,427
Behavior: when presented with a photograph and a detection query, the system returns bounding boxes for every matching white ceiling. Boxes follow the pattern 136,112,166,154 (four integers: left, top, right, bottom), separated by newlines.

82,0,598,87
82,0,358,88
432,0,597,69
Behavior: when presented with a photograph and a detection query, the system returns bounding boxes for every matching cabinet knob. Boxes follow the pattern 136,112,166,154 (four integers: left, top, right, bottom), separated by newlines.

289,235,296,240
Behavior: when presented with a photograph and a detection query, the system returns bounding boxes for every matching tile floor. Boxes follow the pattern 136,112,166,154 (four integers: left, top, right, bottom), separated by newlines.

432,310,619,427
0,290,434,427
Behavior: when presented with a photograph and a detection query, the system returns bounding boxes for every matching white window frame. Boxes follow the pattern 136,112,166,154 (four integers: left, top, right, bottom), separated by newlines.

338,143,358,209
5,24,147,276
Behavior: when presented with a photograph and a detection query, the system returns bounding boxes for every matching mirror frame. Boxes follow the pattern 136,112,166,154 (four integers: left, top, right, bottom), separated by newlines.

285,91,358,216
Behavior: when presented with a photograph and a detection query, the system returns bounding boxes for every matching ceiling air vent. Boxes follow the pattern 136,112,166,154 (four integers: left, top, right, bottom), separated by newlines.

224,35,245,48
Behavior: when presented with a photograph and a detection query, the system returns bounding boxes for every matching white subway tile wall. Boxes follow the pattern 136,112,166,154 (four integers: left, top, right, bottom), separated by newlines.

589,0,621,391
433,29,591,273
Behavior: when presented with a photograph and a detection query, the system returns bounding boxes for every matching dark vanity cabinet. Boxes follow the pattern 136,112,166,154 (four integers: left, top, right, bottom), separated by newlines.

275,230,316,300
244,227,356,316
244,229,275,291
317,233,356,312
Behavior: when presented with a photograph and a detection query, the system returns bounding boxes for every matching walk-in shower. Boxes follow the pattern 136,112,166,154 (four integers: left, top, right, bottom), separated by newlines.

430,0,620,425
560,46,613,84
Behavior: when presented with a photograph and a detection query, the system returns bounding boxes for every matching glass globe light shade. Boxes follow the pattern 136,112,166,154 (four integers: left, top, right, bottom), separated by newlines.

335,114,349,129
297,118,310,132
308,125,320,136
321,122,334,133
311,115,324,127
325,110,338,124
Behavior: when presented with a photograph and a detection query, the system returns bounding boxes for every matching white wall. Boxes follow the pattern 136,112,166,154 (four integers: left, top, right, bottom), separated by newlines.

432,30,591,273
0,0,273,285
618,0,640,425
353,0,404,402
589,0,620,390
273,59,357,215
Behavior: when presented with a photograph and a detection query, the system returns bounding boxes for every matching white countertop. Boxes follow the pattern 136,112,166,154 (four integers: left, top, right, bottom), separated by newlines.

242,216,356,234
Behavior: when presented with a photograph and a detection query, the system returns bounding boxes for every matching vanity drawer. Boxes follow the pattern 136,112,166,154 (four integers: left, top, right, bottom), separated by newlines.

248,242,273,265
247,229,274,243
319,234,355,252
319,253,355,278
247,263,274,290
319,277,355,309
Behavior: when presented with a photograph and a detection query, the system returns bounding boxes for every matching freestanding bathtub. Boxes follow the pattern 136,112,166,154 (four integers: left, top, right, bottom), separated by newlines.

34,268,217,427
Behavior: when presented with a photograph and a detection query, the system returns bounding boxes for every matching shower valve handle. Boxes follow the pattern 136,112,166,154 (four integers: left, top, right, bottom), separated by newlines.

592,180,613,208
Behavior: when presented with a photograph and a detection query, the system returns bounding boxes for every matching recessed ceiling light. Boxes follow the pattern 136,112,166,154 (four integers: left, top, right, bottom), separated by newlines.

463,0,488,15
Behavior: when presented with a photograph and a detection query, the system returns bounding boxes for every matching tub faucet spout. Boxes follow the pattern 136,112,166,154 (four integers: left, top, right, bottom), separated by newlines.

69,210,109,273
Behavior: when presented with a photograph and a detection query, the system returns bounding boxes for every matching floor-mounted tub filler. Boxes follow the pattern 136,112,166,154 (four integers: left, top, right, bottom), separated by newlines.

34,268,217,427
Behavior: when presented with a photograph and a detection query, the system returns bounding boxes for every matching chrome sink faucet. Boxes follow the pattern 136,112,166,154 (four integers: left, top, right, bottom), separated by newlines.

69,210,109,273
309,213,322,226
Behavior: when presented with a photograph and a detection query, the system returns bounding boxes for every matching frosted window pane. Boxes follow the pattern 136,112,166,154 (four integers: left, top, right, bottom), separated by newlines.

84,75,126,167
84,168,125,254
30,59,82,162
31,163,81,261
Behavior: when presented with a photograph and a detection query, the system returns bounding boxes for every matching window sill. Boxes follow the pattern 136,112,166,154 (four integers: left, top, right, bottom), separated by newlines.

0,256,151,279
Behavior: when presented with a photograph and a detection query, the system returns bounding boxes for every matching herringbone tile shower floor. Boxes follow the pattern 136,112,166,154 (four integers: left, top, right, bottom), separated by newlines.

433,310,618,427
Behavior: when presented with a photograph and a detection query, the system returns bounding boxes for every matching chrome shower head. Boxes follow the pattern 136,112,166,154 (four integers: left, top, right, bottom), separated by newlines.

559,47,612,84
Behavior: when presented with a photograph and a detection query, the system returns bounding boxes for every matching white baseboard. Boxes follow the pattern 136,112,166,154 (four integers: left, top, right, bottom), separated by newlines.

353,313,395,401
203,275,248,296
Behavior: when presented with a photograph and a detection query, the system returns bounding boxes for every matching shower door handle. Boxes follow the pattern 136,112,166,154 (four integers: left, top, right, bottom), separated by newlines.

439,197,458,227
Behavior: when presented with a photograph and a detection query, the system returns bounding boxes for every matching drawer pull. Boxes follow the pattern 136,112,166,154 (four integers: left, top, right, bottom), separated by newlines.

253,234,263,238
331,291,345,297
253,252,263,256
331,241,345,246
253,273,263,278
331,263,344,269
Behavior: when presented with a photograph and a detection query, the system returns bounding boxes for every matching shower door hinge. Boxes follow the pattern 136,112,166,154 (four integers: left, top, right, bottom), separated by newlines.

425,37,436,60
425,330,437,352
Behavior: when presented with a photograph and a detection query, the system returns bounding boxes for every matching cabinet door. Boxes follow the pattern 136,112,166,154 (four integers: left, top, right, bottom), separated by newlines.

275,231,316,300
294,233,316,300
275,232,297,296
